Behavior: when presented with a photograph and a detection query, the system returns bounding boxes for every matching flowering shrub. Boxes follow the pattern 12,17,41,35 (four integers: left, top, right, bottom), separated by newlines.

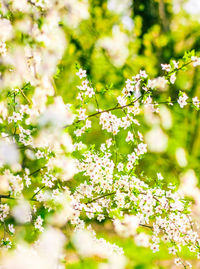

0,1,200,269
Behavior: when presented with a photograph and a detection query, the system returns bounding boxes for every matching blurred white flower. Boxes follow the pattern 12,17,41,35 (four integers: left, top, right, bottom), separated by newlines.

63,0,89,27
0,19,13,41
99,254,127,269
36,227,65,260
12,200,31,224
108,0,132,14
179,170,199,204
98,26,129,67
38,97,74,128
147,77,168,91
47,156,76,181
122,16,134,31
50,191,73,226
2,47,32,88
134,233,150,247
73,229,124,259
184,0,200,16
145,127,168,153
179,170,200,216
113,215,140,237
2,227,65,269
12,0,30,12
0,141,19,166
159,105,172,130
157,173,164,180
176,147,187,167
0,173,10,193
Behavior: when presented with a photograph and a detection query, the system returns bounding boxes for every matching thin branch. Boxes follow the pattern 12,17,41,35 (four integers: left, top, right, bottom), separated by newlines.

31,186,45,200
139,224,153,229
87,95,142,119
29,166,46,176
167,61,193,76
0,194,16,200
0,194,37,202
94,92,99,112
85,191,116,204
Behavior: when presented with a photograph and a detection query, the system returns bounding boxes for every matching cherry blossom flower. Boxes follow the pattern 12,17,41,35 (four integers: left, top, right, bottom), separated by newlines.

76,68,87,79
178,93,188,108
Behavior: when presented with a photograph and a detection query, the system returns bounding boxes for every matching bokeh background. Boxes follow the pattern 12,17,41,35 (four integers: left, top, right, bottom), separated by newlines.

54,0,200,268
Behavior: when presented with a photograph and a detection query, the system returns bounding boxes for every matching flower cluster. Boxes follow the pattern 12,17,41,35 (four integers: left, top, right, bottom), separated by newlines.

0,1,200,269
70,56,200,267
